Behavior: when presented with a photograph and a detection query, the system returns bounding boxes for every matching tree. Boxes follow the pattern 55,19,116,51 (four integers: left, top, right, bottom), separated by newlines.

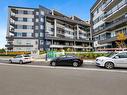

0,48,5,53
115,32,127,48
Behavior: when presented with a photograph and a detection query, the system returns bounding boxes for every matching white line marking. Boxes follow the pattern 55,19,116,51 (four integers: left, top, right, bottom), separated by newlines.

0,63,127,73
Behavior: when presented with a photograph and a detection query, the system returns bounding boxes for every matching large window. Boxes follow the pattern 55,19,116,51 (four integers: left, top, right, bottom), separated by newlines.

17,25,23,29
27,26,33,29
35,33,38,37
27,11,33,14
22,33,27,37
18,10,24,14
27,33,32,37
40,32,43,37
27,18,32,22
35,26,39,30
18,18,23,22
16,32,22,37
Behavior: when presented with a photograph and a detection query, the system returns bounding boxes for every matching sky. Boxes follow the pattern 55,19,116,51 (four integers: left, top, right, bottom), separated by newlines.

0,0,95,49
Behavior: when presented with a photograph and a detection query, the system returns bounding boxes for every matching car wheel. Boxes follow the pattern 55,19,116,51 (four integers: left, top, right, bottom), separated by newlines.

19,60,23,64
51,62,56,66
9,60,12,63
105,62,114,69
73,62,79,67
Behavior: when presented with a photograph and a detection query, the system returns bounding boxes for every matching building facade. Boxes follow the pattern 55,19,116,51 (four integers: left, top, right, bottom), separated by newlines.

6,5,92,51
91,0,127,50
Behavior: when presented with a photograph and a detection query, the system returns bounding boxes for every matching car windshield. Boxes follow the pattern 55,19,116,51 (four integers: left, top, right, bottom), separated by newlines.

106,52,116,58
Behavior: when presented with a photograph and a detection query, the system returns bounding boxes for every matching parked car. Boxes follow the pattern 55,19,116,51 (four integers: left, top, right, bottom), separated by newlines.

9,54,32,64
96,51,127,69
50,55,83,67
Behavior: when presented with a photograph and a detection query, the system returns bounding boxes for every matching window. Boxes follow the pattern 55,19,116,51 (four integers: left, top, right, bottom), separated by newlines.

35,26,39,30
35,33,38,37
18,10,24,14
40,32,43,37
27,33,32,37
17,25,23,29
41,18,44,22
15,55,22,58
36,12,39,15
14,32,17,36
40,25,44,30
117,53,127,58
23,18,27,22
27,26,33,29
24,11,27,14
41,11,44,15
27,11,33,14
36,18,39,22
18,18,23,22
27,18,32,22
22,33,27,37
23,25,27,29
40,40,43,45
17,32,22,37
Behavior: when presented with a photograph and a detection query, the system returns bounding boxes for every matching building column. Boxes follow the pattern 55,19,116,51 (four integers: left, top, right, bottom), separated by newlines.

76,25,79,39
54,19,57,37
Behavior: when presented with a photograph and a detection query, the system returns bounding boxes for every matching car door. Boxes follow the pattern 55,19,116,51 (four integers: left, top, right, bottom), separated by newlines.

60,56,69,65
114,53,127,67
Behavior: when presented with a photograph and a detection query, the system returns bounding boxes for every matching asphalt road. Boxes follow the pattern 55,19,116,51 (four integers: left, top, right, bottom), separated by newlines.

0,59,98,68
0,64,127,95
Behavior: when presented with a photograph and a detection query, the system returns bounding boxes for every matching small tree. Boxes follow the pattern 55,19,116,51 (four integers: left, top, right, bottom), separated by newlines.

0,48,5,53
115,32,127,48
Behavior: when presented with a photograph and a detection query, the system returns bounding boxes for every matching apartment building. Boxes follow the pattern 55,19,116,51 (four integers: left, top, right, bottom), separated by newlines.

91,0,127,50
6,5,92,51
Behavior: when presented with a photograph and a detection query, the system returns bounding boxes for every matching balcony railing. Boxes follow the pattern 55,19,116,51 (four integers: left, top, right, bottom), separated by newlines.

103,0,113,9
94,14,127,33
105,0,127,19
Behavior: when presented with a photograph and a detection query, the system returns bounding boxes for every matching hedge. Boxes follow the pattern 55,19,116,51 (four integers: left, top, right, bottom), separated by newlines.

65,52,109,59
0,51,31,56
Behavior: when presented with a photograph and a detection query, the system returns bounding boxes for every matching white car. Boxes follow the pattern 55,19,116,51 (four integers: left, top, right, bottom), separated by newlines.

9,54,32,64
96,51,127,69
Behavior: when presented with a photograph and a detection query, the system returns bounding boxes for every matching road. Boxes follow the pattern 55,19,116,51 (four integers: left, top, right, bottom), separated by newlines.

0,63,127,95
0,59,98,68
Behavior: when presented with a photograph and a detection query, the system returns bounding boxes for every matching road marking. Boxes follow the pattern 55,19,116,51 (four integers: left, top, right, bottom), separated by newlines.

0,63,127,73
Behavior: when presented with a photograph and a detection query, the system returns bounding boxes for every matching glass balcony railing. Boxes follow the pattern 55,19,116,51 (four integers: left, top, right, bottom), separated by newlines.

105,0,127,18
94,14,127,33
104,0,113,9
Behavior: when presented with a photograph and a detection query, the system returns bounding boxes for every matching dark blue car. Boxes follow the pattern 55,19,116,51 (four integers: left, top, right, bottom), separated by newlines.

50,55,83,67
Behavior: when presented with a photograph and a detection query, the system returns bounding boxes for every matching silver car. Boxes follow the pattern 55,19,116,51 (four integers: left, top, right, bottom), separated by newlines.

96,51,127,69
9,54,32,64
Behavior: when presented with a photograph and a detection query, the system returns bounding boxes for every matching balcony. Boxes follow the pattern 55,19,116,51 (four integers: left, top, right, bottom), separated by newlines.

5,44,14,49
104,0,127,21
6,36,14,41
103,0,121,11
93,14,127,36
98,36,116,44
